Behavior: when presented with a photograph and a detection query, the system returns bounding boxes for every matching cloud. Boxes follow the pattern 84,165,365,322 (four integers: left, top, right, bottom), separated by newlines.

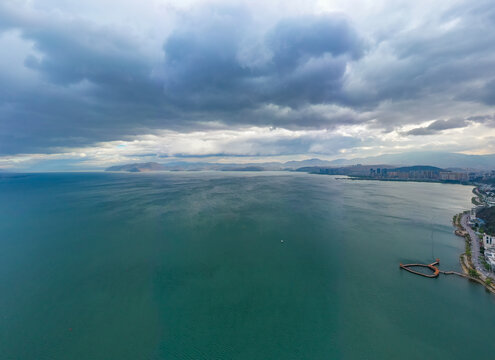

406,118,469,136
1,0,495,168
0,126,367,170
0,2,369,155
161,8,365,110
467,114,495,126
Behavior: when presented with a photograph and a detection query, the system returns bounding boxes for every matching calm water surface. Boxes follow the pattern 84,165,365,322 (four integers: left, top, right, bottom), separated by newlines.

0,172,494,359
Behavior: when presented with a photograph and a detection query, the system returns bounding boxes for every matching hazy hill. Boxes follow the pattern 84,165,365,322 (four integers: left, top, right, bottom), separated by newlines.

329,152,495,170
284,158,336,168
106,162,167,172
388,165,444,172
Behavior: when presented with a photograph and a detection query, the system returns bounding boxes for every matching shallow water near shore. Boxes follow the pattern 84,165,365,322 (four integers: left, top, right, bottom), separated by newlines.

0,171,494,359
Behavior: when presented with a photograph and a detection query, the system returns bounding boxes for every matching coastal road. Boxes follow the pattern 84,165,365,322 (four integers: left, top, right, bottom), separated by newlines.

461,213,494,280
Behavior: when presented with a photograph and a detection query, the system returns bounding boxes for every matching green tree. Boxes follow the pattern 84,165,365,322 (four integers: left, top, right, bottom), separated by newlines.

469,268,480,278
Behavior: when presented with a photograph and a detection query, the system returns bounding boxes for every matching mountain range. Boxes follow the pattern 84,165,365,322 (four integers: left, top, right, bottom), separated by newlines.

105,152,495,172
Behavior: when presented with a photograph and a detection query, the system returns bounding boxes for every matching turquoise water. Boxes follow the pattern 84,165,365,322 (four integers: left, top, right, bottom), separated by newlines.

0,172,494,359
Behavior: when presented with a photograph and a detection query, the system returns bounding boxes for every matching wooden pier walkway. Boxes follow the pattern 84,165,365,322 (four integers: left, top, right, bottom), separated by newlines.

400,257,495,294
438,270,468,278
400,259,441,278
400,258,470,280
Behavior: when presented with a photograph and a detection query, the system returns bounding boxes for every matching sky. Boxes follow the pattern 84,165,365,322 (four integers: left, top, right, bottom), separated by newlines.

1,0,495,170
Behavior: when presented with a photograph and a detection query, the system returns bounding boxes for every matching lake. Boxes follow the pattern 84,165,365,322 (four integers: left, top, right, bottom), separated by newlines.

0,171,494,359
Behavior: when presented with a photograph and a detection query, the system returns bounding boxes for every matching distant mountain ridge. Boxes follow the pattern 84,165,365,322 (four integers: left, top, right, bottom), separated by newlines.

106,162,167,172
388,165,444,172
106,162,284,172
328,152,495,170
105,152,495,172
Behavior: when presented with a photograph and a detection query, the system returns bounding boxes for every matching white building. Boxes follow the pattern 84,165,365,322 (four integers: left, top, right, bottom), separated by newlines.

484,234,495,249
485,248,495,270
470,208,477,223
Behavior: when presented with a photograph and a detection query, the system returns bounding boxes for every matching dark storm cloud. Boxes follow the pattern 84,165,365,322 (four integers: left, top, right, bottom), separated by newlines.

406,118,469,136
467,114,495,127
406,112,495,137
342,0,495,115
1,0,495,157
0,3,367,154
476,80,495,106
162,10,364,109
0,3,170,154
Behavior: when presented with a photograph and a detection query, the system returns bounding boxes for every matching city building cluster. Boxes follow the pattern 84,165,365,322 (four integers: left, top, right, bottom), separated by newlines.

368,166,470,182
469,185,495,270
369,167,495,183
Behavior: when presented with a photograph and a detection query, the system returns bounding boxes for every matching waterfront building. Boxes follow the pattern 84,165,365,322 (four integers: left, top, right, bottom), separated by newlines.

484,234,495,249
439,172,469,182
485,248,495,270
470,208,477,223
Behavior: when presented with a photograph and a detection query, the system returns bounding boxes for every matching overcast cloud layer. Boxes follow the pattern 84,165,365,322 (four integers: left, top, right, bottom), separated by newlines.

1,0,495,169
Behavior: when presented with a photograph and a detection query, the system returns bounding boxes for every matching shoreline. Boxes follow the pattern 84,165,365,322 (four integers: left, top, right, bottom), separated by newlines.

453,187,495,294
346,175,472,185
